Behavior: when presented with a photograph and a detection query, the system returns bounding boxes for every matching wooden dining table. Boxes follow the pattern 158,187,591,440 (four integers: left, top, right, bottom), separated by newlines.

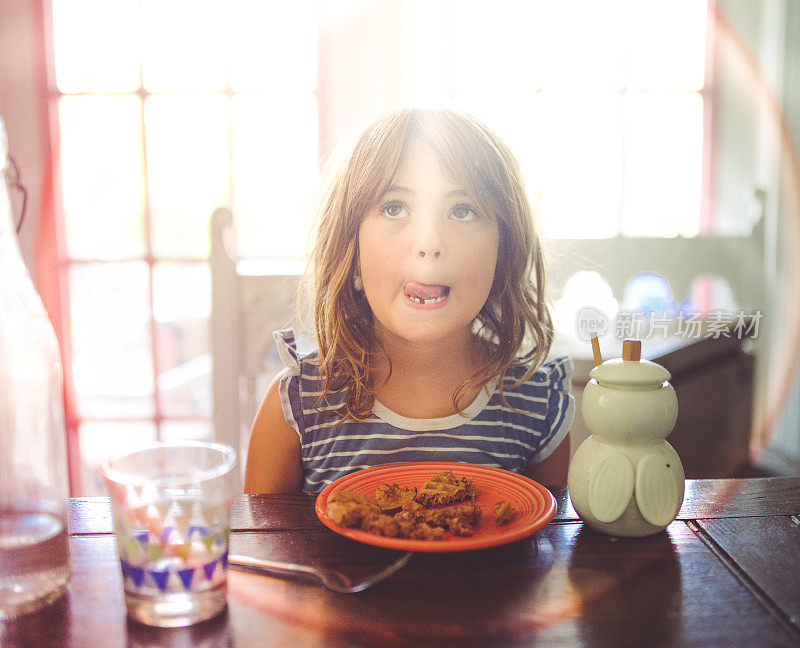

3,477,799,648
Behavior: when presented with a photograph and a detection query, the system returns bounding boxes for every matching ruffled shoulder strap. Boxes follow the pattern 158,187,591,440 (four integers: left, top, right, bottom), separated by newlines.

273,328,301,376
534,355,575,462
273,329,303,437
502,354,574,392
501,354,575,466
540,355,574,394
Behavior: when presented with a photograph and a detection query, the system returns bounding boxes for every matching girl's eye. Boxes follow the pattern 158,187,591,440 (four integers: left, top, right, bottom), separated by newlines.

381,202,408,219
451,204,478,222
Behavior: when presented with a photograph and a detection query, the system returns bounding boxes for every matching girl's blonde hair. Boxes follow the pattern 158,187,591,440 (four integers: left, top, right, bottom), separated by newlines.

310,107,552,420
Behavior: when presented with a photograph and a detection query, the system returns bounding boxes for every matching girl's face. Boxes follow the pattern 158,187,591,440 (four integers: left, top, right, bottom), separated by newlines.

357,137,500,349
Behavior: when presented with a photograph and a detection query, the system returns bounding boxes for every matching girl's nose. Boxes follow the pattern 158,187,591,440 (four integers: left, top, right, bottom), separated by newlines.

413,217,444,259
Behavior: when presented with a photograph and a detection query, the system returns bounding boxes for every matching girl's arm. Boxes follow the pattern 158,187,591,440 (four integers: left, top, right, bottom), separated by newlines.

243,374,303,494
525,432,571,489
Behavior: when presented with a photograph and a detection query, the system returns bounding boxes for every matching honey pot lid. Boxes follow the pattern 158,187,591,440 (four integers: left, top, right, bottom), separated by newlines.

589,357,671,387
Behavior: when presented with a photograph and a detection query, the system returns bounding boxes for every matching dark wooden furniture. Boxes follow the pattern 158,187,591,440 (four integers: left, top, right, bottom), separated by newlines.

4,478,799,647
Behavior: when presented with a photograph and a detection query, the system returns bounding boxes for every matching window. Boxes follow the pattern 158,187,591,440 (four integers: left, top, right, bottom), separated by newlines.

450,0,709,240
48,0,715,494
50,0,318,493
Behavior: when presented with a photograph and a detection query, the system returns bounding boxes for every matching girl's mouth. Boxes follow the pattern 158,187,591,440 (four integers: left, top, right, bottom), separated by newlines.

404,282,450,305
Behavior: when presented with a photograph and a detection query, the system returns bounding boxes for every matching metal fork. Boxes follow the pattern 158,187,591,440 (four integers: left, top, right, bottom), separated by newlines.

227,551,413,594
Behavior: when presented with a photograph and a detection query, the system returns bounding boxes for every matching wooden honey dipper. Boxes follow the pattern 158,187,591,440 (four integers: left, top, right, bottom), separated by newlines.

590,332,603,367
622,339,642,361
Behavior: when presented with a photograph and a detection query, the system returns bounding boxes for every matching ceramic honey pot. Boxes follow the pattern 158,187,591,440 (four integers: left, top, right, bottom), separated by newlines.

567,339,685,537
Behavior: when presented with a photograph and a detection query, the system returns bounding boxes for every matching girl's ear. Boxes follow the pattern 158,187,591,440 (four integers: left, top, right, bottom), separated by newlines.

354,275,363,291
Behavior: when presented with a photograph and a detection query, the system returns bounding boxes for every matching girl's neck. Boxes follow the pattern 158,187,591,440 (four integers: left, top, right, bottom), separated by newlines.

372,326,492,418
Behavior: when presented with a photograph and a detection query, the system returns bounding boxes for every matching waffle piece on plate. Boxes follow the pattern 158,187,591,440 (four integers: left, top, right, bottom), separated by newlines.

374,483,418,512
414,471,478,507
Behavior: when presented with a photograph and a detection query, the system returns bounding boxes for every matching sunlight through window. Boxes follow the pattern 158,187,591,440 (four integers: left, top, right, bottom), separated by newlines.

50,0,711,493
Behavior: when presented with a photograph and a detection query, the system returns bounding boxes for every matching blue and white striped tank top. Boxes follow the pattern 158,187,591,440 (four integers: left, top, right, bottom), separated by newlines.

274,329,575,494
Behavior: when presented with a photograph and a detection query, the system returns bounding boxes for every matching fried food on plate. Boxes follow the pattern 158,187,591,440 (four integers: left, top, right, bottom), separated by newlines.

493,500,517,525
414,471,478,507
448,516,478,537
360,511,402,538
408,522,445,541
325,472,489,540
374,483,418,512
325,491,380,527
418,501,482,528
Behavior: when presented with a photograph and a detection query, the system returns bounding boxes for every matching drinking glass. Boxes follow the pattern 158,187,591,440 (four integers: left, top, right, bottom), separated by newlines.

101,441,236,627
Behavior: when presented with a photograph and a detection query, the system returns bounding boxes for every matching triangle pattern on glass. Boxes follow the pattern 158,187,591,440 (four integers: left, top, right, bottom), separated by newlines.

124,538,141,560
128,565,146,589
202,534,217,552
147,543,164,561
189,525,208,539
177,567,195,591
203,560,218,581
174,542,192,561
159,526,174,544
149,569,170,592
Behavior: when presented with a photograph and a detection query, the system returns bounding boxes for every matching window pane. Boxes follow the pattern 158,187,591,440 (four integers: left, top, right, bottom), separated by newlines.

624,0,707,91
78,421,157,496
536,92,623,238
145,95,230,258
69,262,154,418
456,91,623,239
53,0,140,93
232,95,319,258
152,262,212,418
397,0,450,106
453,0,625,93
140,0,229,92
230,0,318,92
161,420,212,443
59,95,146,259
453,92,541,183
622,92,703,237
451,0,548,94
533,0,626,90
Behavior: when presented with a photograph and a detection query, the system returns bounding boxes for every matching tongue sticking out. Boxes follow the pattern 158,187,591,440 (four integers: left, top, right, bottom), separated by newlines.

405,282,450,304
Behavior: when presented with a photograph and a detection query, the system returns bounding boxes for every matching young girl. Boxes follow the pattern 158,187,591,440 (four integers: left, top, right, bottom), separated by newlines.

244,108,574,494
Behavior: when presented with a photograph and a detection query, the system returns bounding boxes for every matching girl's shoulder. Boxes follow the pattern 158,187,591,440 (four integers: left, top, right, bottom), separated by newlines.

273,327,349,402
273,328,320,375
503,354,574,393
273,329,348,440
497,355,575,452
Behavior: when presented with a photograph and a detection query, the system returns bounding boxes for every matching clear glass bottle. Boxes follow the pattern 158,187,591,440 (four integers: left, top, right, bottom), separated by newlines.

0,117,71,618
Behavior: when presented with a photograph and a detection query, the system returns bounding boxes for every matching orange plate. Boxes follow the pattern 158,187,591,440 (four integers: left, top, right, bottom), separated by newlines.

315,462,556,553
